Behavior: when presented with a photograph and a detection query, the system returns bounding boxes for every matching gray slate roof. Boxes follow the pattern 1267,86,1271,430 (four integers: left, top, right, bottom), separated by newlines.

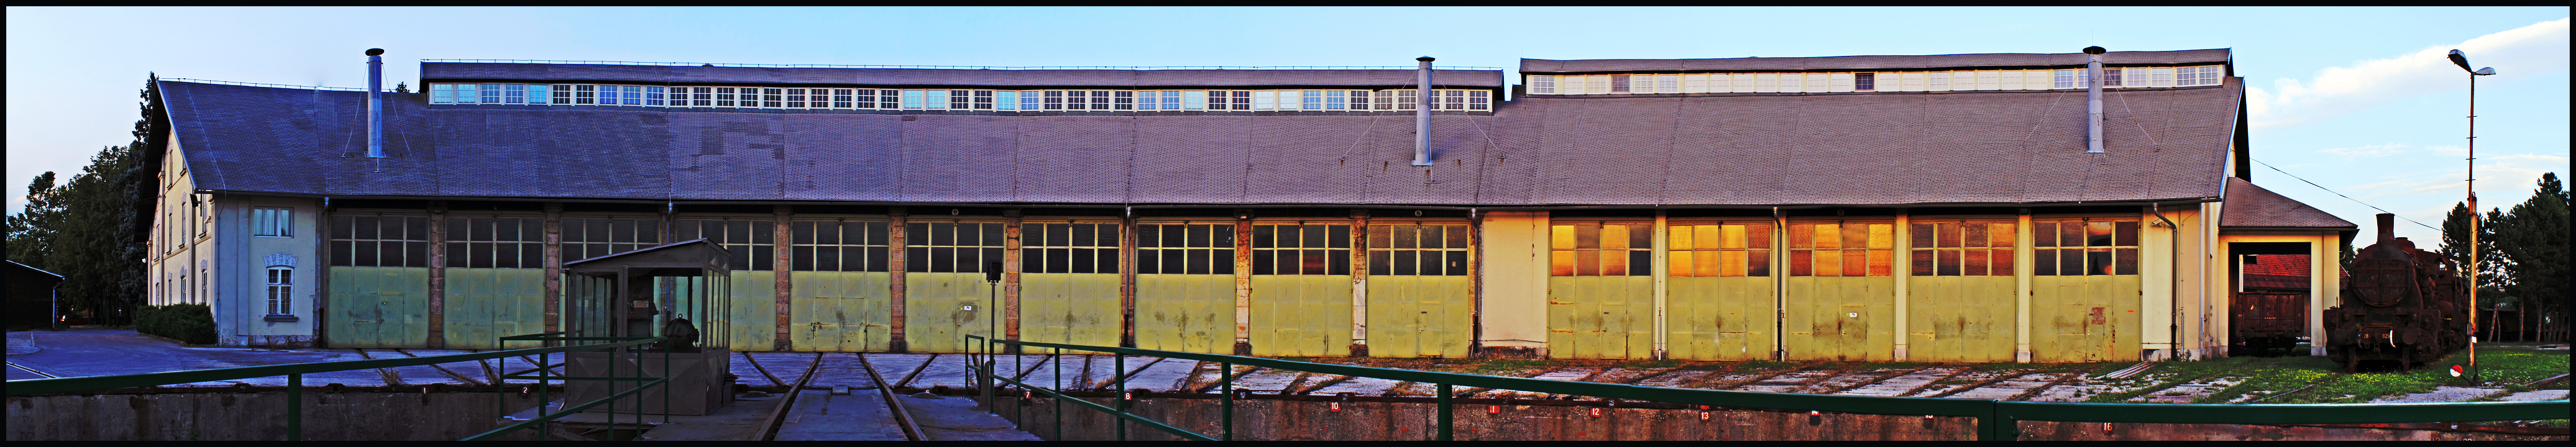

2219,178,2359,229
159,74,2243,207
423,63,1505,88
1523,48,2230,73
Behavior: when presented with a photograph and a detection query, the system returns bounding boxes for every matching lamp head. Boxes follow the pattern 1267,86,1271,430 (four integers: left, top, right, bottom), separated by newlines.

2447,49,2473,72
2474,67,2496,76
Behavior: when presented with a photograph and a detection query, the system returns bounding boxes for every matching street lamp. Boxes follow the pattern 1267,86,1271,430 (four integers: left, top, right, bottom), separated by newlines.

2446,49,2495,384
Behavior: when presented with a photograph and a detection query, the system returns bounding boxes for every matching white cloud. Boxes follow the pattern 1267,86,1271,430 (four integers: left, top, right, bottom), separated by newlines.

2248,17,2570,129
2316,142,2410,158
2342,153,2567,201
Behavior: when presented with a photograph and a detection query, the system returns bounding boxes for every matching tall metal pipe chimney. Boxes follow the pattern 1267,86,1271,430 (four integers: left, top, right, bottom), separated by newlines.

1412,56,1435,166
2376,213,2396,244
2084,46,2106,153
366,48,386,159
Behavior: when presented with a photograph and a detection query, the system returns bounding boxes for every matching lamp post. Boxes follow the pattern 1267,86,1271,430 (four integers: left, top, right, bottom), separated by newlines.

2446,49,2495,384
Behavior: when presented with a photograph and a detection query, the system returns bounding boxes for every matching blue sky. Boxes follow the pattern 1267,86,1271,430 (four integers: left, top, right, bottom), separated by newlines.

7,7,2567,244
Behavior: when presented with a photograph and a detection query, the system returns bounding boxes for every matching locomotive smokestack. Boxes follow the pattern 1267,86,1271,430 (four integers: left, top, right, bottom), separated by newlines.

2376,213,2395,244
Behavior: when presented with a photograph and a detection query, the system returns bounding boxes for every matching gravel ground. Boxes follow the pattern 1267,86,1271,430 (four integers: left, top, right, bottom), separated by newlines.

2369,386,2505,403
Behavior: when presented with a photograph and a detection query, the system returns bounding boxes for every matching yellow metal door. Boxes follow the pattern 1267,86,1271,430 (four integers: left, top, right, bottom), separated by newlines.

328,267,429,348
1135,274,1233,354
1783,276,1894,361
1249,275,1351,357
1667,276,1775,361
790,271,888,351
2033,276,2141,362
1020,273,1122,348
1547,276,1652,359
441,268,547,349
904,272,994,353
1367,276,1471,358
1907,276,2016,362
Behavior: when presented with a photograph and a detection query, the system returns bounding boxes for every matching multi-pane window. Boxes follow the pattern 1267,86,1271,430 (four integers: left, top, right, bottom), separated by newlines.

254,207,293,237
2033,220,2138,276
265,267,293,315
1136,224,1235,275
2147,68,2174,87
1022,222,1120,274
1909,221,2015,277
1367,224,1467,276
1549,223,1651,276
681,219,774,271
1854,73,1876,91
1529,75,1556,94
1610,74,1632,93
997,91,1022,110
712,87,740,107
2100,69,2124,87
444,217,544,269
1928,72,1950,90
328,215,430,267
1250,224,1350,276
431,84,547,104
761,88,785,108
792,220,891,272
1785,222,1892,277
1667,222,1772,277
562,218,662,261
786,88,810,108
905,222,1005,273
2175,66,2222,86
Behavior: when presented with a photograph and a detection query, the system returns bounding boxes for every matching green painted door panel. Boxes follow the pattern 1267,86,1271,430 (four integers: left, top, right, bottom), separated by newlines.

1667,276,1775,361
1249,276,1350,357
729,272,778,351
1366,276,1471,358
441,269,548,349
1547,276,1652,359
1784,277,1894,361
1135,275,1232,354
1906,276,2016,362
790,271,887,352
2032,276,2142,363
326,267,429,348
1020,273,1122,348
905,273,996,353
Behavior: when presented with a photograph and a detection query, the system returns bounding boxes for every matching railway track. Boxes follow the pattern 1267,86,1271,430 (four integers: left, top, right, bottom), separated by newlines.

751,353,923,441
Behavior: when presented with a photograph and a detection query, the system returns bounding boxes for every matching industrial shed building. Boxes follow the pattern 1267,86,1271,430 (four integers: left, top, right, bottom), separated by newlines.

145,48,2354,363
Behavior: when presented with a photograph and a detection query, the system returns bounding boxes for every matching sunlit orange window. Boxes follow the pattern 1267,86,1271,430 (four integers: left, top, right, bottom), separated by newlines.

1667,222,1771,277
1785,222,1892,277
1550,223,1651,276
1909,221,2014,276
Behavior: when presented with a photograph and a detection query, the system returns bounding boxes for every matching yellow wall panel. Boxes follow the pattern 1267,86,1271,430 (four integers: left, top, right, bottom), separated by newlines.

1365,276,1472,358
1907,276,2016,362
904,272,997,353
2032,275,2143,362
326,267,430,348
1136,274,1234,354
1547,276,1653,359
1249,275,1351,357
788,271,885,351
1784,276,1895,361
1666,276,1775,361
1020,273,1122,348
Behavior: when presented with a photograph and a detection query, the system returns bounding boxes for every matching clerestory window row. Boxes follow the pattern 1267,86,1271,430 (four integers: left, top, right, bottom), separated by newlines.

429,84,1493,111
1526,65,2224,95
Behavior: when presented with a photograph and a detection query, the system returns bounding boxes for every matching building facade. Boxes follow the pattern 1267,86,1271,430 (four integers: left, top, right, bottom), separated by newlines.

149,48,2353,361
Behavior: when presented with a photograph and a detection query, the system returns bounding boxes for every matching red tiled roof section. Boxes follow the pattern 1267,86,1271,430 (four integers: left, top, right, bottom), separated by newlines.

2220,178,2358,229
1523,49,2230,73
2242,254,2310,289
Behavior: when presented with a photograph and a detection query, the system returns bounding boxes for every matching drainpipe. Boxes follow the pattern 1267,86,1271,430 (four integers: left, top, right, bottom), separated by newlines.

366,48,386,159
2153,203,2181,360
2084,46,2106,153
1413,56,1436,166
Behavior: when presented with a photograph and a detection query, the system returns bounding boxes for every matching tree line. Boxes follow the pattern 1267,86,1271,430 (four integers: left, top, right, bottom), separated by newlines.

2441,173,2570,343
4,76,163,325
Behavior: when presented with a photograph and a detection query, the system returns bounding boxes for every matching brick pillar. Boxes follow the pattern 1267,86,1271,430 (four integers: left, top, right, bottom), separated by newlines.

425,201,447,349
887,207,909,353
774,205,794,352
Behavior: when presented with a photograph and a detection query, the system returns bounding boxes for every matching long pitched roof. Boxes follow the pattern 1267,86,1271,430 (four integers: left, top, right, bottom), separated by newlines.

158,73,2242,207
2219,178,2358,229
1523,49,2231,73
422,63,1506,88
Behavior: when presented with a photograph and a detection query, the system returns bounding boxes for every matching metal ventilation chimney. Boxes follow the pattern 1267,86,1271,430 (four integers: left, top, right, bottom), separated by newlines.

2376,213,2396,244
366,48,387,158
1412,56,1435,166
2084,46,2106,153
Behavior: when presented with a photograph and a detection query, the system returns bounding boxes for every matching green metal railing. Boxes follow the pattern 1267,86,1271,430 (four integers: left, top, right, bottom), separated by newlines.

5,333,669,441
963,335,2569,441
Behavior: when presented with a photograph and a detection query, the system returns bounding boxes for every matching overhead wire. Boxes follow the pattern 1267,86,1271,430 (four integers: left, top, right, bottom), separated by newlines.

2250,157,2441,232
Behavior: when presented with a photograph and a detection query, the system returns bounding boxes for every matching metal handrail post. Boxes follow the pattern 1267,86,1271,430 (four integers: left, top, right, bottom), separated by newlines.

287,372,302,441
1115,353,1127,441
1053,346,1062,441
537,350,549,439
1221,362,1233,441
662,343,671,424
1436,383,1452,441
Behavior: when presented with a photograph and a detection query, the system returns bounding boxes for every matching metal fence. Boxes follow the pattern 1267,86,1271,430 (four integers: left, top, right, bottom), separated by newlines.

963,335,2569,441
4,333,669,441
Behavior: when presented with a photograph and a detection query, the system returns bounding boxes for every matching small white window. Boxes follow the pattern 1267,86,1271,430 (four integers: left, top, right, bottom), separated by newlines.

1727,74,1754,93
453,84,480,104
503,84,528,104
2150,68,2174,87
429,84,455,104
902,90,925,109
253,207,291,237
1755,73,1779,93
528,84,551,104
1901,72,1927,91
1680,74,1706,93
1829,73,1854,92
1976,71,2001,90
265,267,293,315
1181,91,1206,109
1529,75,1556,94
2054,70,2076,89
1584,75,1608,94
1656,74,1679,93
994,91,1019,110
1805,74,1827,93
478,84,502,103
1998,71,2023,90
1927,72,1949,91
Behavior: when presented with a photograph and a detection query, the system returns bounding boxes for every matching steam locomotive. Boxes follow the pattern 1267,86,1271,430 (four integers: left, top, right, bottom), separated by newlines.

2324,214,2470,371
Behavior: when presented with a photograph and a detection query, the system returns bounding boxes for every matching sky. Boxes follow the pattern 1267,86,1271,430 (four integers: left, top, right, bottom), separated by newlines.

6,7,2568,245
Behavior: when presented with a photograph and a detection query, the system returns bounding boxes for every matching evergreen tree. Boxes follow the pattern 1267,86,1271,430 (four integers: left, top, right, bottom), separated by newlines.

6,172,62,269
2492,173,2568,340
3,75,162,323
2439,202,2510,291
